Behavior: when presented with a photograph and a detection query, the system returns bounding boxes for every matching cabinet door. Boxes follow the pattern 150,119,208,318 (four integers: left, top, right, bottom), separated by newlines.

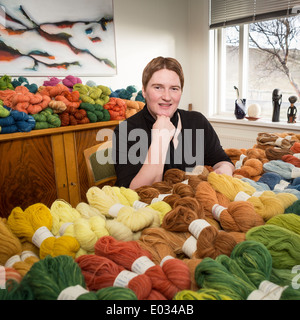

0,135,60,218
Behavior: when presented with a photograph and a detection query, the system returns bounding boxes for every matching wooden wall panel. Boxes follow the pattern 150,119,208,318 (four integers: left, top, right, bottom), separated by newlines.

0,135,57,217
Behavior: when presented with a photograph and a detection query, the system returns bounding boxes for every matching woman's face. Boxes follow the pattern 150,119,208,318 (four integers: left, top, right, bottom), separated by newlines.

142,68,182,119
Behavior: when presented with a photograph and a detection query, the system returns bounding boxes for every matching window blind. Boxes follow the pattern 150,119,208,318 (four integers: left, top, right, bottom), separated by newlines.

210,0,300,28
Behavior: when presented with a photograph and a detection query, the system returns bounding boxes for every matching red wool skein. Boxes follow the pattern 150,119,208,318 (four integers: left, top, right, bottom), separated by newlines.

76,254,156,300
94,236,190,299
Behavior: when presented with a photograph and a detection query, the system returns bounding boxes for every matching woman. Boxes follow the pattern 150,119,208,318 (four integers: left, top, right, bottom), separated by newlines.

113,56,234,189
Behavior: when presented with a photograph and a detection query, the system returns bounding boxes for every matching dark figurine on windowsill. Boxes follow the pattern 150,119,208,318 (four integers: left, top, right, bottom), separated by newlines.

272,89,282,122
287,95,298,123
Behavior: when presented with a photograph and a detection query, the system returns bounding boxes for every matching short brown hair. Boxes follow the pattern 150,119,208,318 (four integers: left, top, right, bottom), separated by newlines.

142,56,184,90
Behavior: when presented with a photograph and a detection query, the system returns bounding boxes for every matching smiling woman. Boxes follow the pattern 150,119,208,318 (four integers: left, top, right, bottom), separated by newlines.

112,56,235,189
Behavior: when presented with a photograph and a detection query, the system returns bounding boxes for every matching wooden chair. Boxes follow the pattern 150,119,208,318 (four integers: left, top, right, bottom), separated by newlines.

84,140,117,188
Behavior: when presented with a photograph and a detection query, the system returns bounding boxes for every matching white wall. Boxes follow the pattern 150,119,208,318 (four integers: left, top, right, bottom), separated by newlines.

15,0,193,110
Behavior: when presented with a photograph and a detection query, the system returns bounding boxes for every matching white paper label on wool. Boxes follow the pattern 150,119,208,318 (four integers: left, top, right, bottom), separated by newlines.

21,250,39,261
5,254,21,268
234,191,251,202
293,153,300,159
151,194,171,204
275,137,284,147
247,280,287,300
182,236,197,258
113,270,138,288
212,204,227,221
133,200,148,208
160,255,174,267
274,180,290,191
0,266,5,289
188,219,210,239
131,256,155,274
291,167,300,178
108,203,125,217
32,226,54,248
259,280,288,300
57,285,89,300
235,154,247,169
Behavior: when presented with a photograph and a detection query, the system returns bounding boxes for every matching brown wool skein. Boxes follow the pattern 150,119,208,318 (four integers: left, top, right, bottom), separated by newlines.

137,227,190,264
161,205,201,232
172,182,194,197
162,205,237,259
151,181,173,194
163,168,186,185
135,186,160,204
265,146,293,161
191,219,237,259
162,194,181,207
195,181,264,232
244,148,268,164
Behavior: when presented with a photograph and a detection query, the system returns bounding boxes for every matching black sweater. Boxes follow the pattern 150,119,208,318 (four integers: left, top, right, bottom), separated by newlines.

112,105,231,187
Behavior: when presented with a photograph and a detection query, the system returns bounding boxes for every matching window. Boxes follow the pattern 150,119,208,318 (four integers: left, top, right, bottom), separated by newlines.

210,0,300,121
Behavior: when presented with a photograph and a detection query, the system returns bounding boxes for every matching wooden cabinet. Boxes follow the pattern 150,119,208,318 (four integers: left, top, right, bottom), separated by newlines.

0,120,119,218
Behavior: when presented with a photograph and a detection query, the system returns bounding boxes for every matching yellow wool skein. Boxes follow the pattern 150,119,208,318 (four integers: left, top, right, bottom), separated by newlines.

105,219,134,241
116,206,157,232
76,202,105,219
63,216,109,253
207,172,256,200
104,186,131,205
7,203,80,259
50,199,81,236
118,186,172,223
265,191,297,209
87,186,120,217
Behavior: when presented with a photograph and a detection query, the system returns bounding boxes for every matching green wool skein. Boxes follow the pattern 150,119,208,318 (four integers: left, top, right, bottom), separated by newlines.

20,255,86,300
173,288,233,300
285,199,300,215
194,256,255,300
78,287,138,300
246,224,300,269
229,240,300,300
266,213,300,235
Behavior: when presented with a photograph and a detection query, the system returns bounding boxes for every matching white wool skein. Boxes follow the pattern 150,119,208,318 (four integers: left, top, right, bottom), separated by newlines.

247,103,261,118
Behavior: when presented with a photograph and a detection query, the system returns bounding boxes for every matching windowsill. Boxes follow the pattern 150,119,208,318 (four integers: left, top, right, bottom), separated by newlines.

208,114,300,131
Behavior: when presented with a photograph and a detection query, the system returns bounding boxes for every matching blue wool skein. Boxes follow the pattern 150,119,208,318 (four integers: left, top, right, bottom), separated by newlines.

263,160,299,180
258,172,285,190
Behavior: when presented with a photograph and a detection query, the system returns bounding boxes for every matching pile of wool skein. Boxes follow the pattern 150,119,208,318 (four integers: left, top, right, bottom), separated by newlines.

2,130,300,300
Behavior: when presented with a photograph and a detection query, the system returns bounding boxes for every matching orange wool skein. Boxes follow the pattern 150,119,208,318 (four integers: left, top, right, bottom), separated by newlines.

282,154,300,167
94,236,190,299
7,204,80,259
233,158,264,180
291,142,300,153
195,181,264,232
76,254,156,300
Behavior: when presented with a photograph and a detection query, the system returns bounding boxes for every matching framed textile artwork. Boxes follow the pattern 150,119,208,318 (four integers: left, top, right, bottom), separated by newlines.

0,0,117,76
